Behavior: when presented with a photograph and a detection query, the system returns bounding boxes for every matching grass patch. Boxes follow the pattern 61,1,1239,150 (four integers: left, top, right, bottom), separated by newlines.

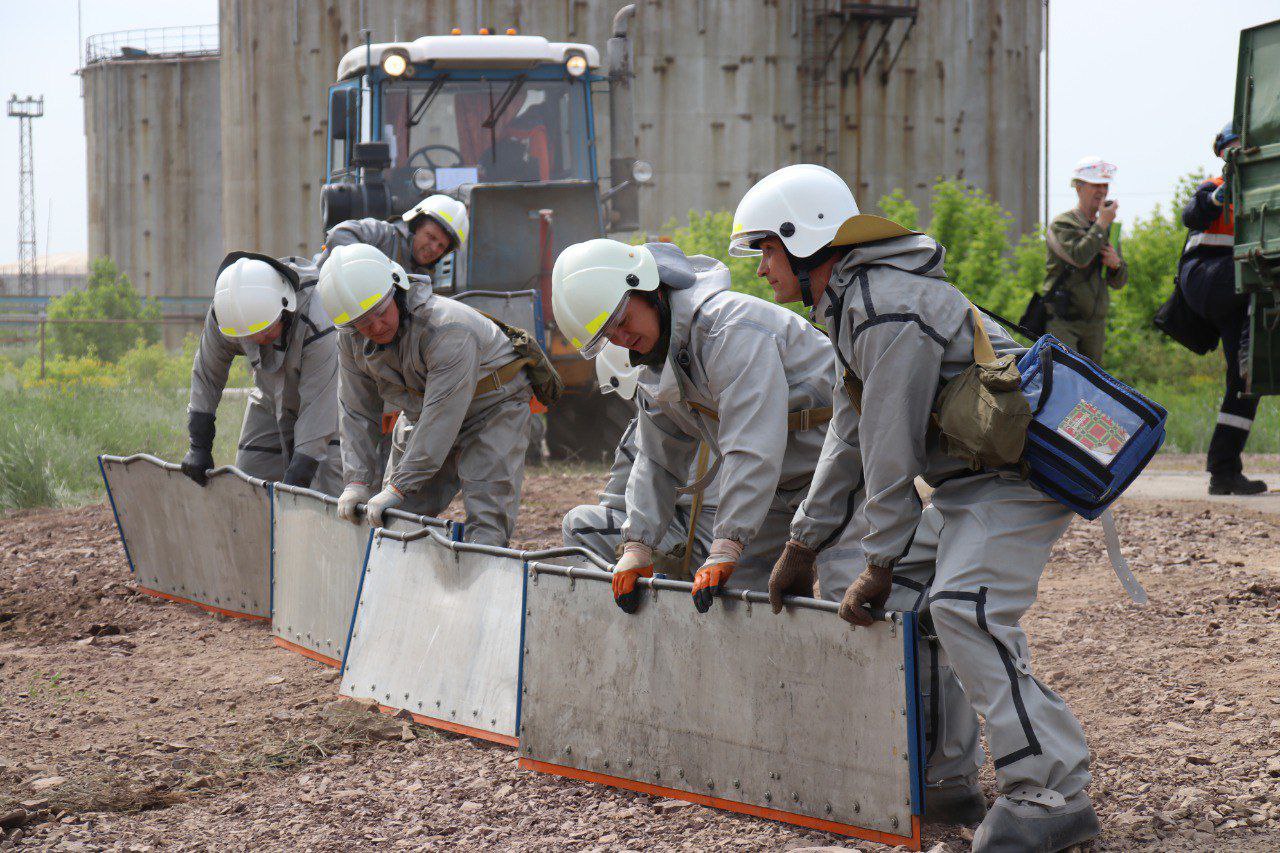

0,383,247,511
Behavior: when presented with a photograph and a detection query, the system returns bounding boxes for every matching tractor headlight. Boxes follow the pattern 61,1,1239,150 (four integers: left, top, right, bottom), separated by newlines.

413,168,436,192
565,54,588,77
382,52,408,77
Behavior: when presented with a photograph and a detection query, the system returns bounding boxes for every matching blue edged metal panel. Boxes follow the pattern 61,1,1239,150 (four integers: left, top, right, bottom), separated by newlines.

902,611,926,815
97,455,135,575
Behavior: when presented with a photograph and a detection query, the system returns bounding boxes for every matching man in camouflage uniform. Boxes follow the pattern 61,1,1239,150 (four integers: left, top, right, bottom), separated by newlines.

1042,156,1127,363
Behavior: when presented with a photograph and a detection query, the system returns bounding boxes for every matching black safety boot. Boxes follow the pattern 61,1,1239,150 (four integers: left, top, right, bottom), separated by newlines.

1208,473,1268,495
972,790,1100,853
924,778,987,826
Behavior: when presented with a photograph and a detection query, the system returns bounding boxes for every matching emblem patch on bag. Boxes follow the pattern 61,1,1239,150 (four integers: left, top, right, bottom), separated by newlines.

1058,399,1130,463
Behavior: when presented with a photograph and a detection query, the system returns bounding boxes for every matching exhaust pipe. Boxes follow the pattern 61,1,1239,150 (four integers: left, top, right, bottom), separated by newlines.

606,4,640,232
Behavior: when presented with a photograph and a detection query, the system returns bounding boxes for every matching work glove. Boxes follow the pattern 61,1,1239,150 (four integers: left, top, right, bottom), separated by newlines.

611,542,654,614
180,411,217,486
336,483,371,523
365,485,403,527
768,540,818,613
691,539,743,614
838,563,893,627
280,452,319,488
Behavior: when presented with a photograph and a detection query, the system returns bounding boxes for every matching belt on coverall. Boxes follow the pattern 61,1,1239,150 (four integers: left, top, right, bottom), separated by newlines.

474,358,534,395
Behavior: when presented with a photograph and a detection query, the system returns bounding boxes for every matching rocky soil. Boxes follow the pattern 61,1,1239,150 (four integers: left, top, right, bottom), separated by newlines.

1,466,1278,851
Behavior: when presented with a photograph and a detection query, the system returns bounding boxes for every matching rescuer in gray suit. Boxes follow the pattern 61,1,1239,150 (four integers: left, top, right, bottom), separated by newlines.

552,238,865,615
318,243,532,546
561,344,719,579
182,252,341,495
732,164,1098,851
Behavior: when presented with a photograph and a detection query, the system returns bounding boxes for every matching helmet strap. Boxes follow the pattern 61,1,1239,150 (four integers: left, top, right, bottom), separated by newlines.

787,245,839,308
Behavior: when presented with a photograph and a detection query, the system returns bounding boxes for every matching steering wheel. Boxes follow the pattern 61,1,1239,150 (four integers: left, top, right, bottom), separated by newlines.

407,144,463,170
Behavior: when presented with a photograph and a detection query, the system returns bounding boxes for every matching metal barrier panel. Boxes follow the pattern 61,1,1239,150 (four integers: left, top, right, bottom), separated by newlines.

518,564,922,850
98,455,272,620
338,531,527,746
270,486,436,667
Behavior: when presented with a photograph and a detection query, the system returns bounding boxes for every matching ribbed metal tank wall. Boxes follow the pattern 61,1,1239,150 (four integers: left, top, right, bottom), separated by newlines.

83,54,223,296
218,0,1041,251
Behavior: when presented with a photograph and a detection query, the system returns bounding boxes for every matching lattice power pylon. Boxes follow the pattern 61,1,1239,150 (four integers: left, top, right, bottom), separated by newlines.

7,95,44,296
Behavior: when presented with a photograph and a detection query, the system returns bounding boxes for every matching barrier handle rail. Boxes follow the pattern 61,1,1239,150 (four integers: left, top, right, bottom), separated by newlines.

99,453,271,489
374,525,614,571
526,560,889,620
270,481,452,531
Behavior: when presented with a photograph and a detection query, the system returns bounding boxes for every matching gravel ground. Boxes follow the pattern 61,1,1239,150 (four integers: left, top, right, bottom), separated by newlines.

1,466,1279,852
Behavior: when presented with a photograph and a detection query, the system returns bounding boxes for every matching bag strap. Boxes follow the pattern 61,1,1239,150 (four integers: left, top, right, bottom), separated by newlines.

475,357,534,395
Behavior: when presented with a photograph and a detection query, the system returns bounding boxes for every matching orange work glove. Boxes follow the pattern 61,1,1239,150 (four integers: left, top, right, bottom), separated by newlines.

611,542,654,614
691,538,744,614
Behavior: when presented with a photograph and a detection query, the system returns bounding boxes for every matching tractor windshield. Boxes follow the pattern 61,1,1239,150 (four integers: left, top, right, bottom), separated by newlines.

380,75,594,193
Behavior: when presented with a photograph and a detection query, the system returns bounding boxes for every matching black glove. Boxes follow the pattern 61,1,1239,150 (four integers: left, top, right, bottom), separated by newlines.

181,411,217,486
281,452,319,488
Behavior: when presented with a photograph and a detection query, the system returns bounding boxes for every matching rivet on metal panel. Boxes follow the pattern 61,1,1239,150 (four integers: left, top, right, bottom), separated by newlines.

825,803,832,814
371,684,377,691
732,779,740,789
901,752,908,761
520,725,526,734
677,769,684,779
625,758,633,767
385,694,390,701
603,760,610,769
522,686,527,695
706,780,714,790
565,746,572,755
653,769,660,779
778,682,784,690
569,576,576,590
526,609,532,616
404,693,409,701
450,710,456,717
490,719,495,726
436,700,441,707
473,710,478,717
891,816,899,829
791,792,799,803
854,800,861,813
764,792,772,802
417,702,423,708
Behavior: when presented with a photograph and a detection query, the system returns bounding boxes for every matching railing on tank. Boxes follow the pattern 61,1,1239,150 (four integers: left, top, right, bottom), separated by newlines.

84,25,219,65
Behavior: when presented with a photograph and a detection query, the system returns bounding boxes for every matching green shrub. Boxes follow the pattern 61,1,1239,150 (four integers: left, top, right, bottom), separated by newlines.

46,257,160,362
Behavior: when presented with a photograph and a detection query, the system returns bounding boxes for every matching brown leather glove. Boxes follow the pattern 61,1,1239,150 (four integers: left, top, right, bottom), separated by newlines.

768,540,818,613
838,564,893,627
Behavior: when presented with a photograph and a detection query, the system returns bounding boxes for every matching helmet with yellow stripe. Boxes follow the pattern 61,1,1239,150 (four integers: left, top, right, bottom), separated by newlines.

402,194,469,251
551,238,658,358
212,254,297,339
317,243,409,327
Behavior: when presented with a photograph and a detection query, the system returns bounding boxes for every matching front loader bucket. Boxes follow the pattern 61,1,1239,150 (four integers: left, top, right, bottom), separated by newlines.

98,454,272,620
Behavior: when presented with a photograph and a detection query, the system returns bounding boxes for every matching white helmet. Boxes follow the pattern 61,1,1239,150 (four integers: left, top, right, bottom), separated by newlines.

403,194,469,250
213,255,296,339
318,243,409,326
551,238,658,357
1070,156,1116,187
595,343,641,400
728,163,914,259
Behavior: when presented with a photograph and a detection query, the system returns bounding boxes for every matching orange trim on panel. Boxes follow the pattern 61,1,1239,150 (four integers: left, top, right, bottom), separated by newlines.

137,587,268,622
272,636,341,668
336,696,520,748
518,758,921,851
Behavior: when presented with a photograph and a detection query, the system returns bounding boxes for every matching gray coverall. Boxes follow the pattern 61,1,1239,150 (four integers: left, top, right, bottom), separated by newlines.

315,218,430,275
622,247,864,600
336,279,532,546
795,234,1090,802
188,258,342,495
562,412,719,578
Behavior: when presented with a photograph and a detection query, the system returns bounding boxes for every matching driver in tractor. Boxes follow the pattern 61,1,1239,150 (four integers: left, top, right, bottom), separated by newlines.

315,194,468,277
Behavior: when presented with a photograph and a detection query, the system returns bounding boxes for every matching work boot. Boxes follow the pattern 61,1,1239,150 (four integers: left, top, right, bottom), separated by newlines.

1208,473,1268,495
923,778,987,826
972,788,1099,853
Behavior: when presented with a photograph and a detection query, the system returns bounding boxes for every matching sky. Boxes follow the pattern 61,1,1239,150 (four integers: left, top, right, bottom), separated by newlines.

0,0,1278,264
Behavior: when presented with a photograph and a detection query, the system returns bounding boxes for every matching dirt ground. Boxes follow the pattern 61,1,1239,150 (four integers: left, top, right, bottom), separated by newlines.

1,465,1279,852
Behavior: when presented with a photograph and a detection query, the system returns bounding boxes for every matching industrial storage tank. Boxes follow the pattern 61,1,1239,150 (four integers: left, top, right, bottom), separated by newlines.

82,27,223,299
218,0,1041,253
